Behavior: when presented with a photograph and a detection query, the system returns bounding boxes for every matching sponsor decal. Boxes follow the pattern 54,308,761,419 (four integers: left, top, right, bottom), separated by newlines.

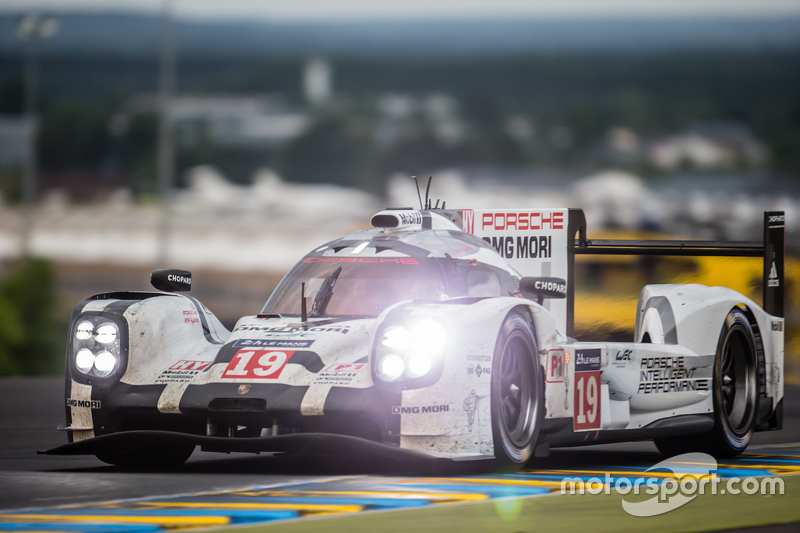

575,349,601,372
221,350,294,380
314,363,367,385
546,349,565,383
468,363,491,377
183,310,199,324
612,348,633,368
234,325,350,335
170,360,211,370
482,235,552,259
480,211,565,231
391,404,450,415
455,246,473,254
573,349,602,431
156,360,212,383
396,211,423,226
637,357,710,394
768,261,780,287
463,390,479,431
462,209,475,233
768,214,785,224
66,398,101,409
466,355,491,362
168,274,191,285
534,279,566,294
234,338,315,349
300,257,419,265
238,384,251,395
772,320,784,332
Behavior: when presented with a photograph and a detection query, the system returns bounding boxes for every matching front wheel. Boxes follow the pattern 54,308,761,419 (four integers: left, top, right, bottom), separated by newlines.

490,311,544,469
655,307,758,458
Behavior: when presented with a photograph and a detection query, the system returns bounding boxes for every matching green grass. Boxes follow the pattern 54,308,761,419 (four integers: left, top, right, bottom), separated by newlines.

218,475,800,533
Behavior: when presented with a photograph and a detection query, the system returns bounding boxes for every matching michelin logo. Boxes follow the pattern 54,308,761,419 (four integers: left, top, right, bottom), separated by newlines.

463,390,479,431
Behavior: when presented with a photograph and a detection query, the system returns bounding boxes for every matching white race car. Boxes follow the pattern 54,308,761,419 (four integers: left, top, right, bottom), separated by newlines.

44,207,786,470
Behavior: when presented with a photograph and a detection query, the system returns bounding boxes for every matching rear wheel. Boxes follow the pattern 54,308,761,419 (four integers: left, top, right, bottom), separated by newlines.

96,443,195,470
655,308,758,458
491,312,544,469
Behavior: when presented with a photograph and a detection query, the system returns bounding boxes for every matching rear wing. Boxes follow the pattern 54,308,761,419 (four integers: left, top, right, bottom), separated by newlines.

463,208,784,337
568,209,785,337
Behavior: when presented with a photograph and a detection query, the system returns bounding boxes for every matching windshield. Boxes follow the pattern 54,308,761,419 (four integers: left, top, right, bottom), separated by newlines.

262,256,518,317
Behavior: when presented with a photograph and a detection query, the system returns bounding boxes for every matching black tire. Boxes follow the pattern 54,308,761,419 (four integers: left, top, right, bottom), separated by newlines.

655,308,758,458
490,311,544,469
96,443,195,470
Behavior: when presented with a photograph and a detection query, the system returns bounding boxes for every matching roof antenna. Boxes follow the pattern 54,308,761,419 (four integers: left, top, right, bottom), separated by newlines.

411,176,423,209
434,199,440,209
424,176,432,210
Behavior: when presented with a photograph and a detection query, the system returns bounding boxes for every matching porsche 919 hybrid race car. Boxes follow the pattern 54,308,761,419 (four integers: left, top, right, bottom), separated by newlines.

44,207,786,469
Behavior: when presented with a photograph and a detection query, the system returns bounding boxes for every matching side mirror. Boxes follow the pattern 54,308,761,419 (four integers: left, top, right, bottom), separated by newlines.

151,269,192,292
519,277,567,304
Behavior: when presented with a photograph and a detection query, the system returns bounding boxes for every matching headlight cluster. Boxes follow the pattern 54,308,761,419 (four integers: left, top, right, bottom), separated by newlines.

375,319,447,382
73,317,121,378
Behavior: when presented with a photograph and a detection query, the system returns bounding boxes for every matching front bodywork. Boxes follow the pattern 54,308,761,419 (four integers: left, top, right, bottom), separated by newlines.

60,287,559,460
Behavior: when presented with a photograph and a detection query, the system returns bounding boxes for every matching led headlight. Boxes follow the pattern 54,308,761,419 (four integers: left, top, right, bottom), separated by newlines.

75,348,95,374
375,318,447,381
72,315,124,379
75,321,93,341
406,354,432,378
381,326,410,351
93,350,117,377
94,323,118,344
409,320,447,358
377,354,404,381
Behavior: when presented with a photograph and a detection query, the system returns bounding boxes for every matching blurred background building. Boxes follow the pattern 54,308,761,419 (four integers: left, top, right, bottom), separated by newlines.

0,1,798,377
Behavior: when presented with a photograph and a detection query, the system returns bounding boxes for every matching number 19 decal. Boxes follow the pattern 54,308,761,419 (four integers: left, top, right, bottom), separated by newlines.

573,370,601,431
222,349,294,379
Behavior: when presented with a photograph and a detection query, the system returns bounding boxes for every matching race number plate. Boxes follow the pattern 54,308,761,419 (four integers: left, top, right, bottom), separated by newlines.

573,349,602,431
222,350,294,379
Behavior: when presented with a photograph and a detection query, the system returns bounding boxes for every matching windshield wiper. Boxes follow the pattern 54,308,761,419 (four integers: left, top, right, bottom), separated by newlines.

308,266,342,318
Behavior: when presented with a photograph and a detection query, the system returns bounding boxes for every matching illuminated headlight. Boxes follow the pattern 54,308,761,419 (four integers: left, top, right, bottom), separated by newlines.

72,315,123,379
75,348,95,374
381,326,410,351
377,354,404,381
93,351,117,377
409,320,447,358
376,319,447,381
406,354,432,378
75,321,93,341
94,323,118,344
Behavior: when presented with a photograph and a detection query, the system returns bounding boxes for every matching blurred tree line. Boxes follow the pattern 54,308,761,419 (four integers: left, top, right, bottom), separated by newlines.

0,259,65,376
0,51,798,198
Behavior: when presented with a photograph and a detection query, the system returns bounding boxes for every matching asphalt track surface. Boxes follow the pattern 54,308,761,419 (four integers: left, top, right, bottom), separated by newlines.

1,377,799,532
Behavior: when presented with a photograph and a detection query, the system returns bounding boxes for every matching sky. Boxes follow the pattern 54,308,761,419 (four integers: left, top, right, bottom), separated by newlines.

2,0,800,21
